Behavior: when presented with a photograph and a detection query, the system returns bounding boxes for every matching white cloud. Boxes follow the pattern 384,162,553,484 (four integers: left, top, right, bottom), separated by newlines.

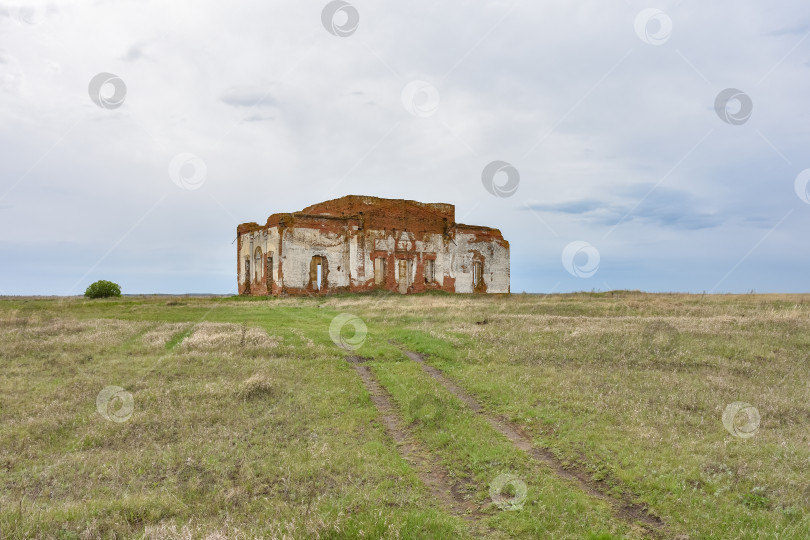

0,0,809,293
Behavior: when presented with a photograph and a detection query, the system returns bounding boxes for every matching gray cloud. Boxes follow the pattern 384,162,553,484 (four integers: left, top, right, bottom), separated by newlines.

122,42,147,62
525,186,723,230
220,87,279,108
242,113,274,122
766,22,810,36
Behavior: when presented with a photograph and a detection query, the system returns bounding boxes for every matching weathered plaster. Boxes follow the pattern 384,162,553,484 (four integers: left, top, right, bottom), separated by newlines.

237,196,509,295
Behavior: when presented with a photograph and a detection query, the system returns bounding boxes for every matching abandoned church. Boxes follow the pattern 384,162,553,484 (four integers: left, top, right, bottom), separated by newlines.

236,195,510,295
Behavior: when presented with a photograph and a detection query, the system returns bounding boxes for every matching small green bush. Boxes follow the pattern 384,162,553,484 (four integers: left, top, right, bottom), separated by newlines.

84,280,122,299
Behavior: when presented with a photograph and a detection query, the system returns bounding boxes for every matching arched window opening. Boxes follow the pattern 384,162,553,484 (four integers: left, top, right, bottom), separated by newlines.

424,259,435,283
254,248,262,283
266,255,273,290
473,260,483,288
310,255,327,291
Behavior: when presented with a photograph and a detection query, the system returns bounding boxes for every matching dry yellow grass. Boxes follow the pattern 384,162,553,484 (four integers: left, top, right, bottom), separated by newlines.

141,322,194,349
179,322,280,352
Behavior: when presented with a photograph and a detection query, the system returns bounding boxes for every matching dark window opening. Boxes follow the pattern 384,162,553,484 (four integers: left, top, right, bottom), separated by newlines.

254,248,262,283
424,259,435,283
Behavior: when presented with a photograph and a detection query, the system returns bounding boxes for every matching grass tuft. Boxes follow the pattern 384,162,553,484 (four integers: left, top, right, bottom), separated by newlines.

237,372,278,400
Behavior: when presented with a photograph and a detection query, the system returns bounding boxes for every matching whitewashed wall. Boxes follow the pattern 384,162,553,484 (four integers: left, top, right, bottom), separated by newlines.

452,232,510,293
238,227,282,286
240,224,509,293
280,227,350,289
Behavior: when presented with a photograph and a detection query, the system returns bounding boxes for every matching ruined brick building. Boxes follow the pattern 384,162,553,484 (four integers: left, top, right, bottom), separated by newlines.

236,196,510,295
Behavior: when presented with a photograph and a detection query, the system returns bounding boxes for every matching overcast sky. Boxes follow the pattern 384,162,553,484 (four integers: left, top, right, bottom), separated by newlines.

1,0,809,295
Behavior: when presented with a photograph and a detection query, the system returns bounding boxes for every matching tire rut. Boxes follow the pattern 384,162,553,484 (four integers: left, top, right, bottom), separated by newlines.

401,349,666,538
348,359,493,537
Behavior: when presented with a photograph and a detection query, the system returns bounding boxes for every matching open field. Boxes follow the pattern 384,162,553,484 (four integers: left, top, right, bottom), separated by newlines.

1,292,809,539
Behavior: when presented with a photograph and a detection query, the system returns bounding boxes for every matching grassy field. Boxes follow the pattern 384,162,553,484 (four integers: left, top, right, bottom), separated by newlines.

1,292,808,539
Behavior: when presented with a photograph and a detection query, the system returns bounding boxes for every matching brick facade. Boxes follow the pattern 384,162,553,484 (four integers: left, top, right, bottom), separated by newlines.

236,196,510,295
